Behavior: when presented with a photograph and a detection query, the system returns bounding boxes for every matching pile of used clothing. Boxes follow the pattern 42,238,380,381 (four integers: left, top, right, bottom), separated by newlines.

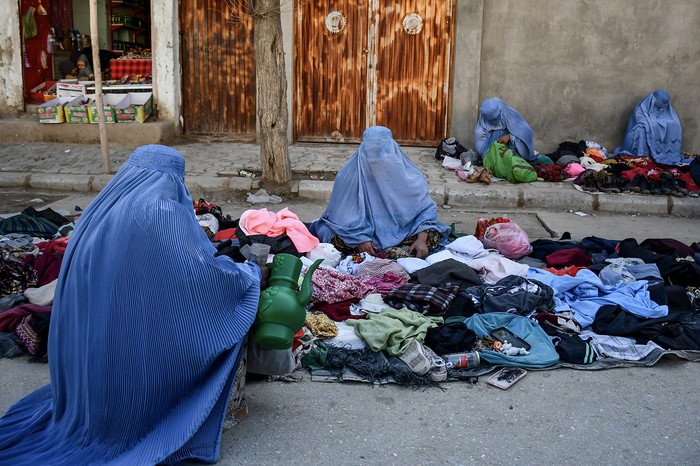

0,206,75,360
436,136,700,197
4,201,699,388
287,214,700,385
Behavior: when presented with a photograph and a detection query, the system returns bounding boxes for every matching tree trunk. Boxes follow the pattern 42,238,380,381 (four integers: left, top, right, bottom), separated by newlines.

254,0,292,184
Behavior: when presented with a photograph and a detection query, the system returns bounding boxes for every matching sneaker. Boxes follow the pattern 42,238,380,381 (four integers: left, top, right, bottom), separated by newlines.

398,340,431,375
422,344,448,382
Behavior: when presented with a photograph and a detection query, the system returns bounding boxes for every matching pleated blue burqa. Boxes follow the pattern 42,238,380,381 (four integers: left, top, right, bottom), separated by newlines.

615,90,683,165
310,126,450,250
0,145,260,465
475,97,536,161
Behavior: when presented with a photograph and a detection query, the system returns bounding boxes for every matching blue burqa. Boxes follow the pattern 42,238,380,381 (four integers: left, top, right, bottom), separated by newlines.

615,90,683,165
475,97,536,161
310,126,450,250
0,145,261,465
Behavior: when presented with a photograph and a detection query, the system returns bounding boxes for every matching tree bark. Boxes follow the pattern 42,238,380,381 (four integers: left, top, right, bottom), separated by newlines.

254,0,292,184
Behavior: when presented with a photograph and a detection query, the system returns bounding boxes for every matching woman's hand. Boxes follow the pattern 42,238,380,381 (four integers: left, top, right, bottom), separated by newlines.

408,232,429,259
355,241,376,255
497,133,511,144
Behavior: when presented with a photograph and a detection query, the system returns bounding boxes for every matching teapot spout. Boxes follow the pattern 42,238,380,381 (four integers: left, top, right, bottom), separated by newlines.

297,259,324,307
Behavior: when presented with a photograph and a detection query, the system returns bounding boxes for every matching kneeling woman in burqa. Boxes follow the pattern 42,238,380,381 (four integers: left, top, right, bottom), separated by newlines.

310,126,450,259
0,145,261,464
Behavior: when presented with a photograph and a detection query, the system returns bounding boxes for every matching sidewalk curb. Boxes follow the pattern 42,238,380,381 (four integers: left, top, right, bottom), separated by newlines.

1,170,698,217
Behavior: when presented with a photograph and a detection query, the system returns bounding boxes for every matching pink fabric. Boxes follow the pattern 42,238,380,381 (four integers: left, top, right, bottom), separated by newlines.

241,208,320,253
311,268,372,305
564,163,585,178
361,272,408,295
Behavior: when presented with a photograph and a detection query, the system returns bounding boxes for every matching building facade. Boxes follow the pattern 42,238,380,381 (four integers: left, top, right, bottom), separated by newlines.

1,0,698,153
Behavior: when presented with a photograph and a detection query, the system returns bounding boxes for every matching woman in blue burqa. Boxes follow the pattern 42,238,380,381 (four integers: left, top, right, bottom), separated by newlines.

310,126,450,259
614,90,687,165
0,145,261,465
474,97,536,162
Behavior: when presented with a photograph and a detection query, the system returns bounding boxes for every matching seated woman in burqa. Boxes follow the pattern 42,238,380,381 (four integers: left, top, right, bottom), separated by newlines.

0,145,261,465
614,89,690,165
475,97,536,162
310,126,450,259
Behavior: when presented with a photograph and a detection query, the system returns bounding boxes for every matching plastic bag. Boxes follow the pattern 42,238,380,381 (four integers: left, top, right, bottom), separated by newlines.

246,189,282,204
307,243,342,268
481,222,532,260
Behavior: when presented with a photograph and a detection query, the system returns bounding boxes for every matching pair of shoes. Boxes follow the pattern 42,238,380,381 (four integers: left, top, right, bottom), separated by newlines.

666,174,689,197
648,177,663,195
657,173,674,195
398,340,432,375
689,190,700,198
397,340,447,382
466,166,491,184
580,170,598,192
625,173,644,193
594,170,619,193
479,167,492,185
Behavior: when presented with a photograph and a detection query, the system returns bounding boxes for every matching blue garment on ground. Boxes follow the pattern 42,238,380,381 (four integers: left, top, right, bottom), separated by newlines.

310,126,450,250
463,313,559,368
614,90,683,165
0,145,261,465
475,97,536,161
527,268,667,329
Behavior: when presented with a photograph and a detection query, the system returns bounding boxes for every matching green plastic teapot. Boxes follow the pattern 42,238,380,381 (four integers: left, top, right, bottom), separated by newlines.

254,253,323,349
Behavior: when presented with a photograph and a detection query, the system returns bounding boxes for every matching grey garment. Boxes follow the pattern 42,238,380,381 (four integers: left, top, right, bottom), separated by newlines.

580,329,663,361
463,275,555,315
410,258,482,289
246,338,296,376
517,256,547,269
555,154,580,168
0,294,28,312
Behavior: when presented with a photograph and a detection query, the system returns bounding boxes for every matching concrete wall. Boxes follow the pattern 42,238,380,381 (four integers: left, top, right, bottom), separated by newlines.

151,1,180,127
450,0,484,147
476,0,700,153
0,1,24,114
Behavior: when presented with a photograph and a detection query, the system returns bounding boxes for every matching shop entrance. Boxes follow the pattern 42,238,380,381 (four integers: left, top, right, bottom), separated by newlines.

179,1,256,139
294,0,456,145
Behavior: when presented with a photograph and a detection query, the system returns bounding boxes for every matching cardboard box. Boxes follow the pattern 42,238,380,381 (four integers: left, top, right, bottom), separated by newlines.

88,94,126,124
30,81,57,103
64,98,93,124
35,97,79,123
57,80,95,100
114,92,153,123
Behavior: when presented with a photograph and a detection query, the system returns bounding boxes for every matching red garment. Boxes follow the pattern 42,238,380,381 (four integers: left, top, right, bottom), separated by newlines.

542,265,588,276
545,248,593,268
213,228,237,242
311,299,367,322
0,304,51,333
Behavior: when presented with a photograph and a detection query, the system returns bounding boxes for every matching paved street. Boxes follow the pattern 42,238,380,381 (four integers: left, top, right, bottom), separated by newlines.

1,189,699,465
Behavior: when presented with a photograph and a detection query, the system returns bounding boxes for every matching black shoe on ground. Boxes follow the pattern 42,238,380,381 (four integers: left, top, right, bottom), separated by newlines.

658,173,673,195
639,175,651,195
669,176,689,196
626,173,644,193
648,178,662,195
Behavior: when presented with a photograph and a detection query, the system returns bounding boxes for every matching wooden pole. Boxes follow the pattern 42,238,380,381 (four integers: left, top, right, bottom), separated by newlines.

89,0,111,174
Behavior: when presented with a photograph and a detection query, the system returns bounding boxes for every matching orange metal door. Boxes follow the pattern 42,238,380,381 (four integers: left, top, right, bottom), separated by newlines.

294,1,455,145
294,0,369,143
180,0,256,139
373,1,455,145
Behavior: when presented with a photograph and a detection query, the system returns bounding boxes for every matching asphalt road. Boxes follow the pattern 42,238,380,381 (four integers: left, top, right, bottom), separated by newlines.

1,188,699,465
